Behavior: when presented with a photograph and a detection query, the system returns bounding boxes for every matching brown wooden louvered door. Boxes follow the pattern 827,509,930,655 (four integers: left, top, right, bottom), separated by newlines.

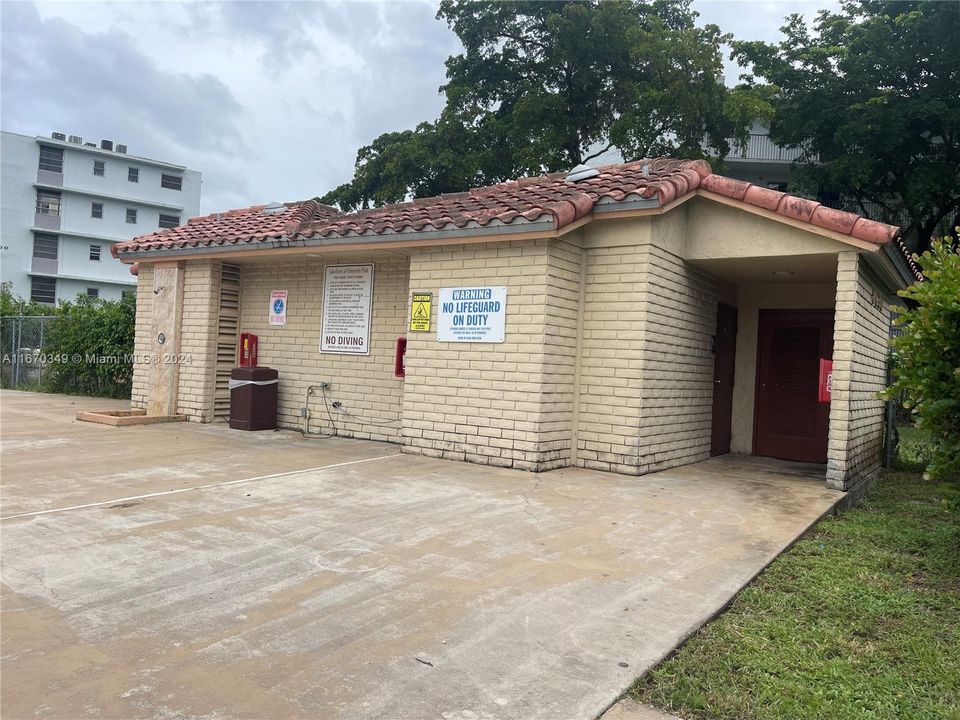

754,310,834,463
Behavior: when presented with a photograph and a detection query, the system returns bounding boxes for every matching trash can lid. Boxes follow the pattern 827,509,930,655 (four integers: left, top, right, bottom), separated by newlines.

230,366,278,381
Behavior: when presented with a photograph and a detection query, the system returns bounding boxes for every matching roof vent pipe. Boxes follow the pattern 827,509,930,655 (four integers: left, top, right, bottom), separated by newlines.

565,163,600,183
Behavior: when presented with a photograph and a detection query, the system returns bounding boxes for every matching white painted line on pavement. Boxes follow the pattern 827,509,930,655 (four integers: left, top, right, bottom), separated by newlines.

0,453,403,521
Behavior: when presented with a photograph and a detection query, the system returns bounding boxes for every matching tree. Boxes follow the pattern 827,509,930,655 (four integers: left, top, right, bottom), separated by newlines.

323,0,741,211
886,235,960,483
732,1,960,254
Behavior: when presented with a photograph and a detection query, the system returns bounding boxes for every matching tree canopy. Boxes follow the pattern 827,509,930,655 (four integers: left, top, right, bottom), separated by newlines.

732,0,960,253
322,0,741,211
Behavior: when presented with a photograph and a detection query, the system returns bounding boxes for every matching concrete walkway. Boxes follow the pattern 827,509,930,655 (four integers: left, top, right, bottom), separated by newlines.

1,391,842,719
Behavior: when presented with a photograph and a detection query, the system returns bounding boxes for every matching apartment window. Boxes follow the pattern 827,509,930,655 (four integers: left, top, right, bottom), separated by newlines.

128,167,139,183
86,288,100,298
32,233,59,260
36,190,62,216
126,208,138,224
89,244,102,261
91,202,104,219
30,276,56,304
93,160,105,176
158,213,181,229
160,173,182,191
38,146,64,173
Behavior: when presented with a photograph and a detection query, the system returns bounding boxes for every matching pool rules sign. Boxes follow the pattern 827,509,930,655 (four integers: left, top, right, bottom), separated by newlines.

438,286,507,342
320,264,374,354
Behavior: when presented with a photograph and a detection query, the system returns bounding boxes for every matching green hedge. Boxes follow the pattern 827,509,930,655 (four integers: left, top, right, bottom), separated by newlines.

43,293,137,398
2,286,136,398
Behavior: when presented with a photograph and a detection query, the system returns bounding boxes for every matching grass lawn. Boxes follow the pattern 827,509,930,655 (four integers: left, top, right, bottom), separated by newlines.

631,453,960,719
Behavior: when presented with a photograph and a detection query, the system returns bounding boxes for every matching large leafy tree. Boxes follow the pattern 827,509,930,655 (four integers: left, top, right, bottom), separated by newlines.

323,0,738,211
732,1,960,253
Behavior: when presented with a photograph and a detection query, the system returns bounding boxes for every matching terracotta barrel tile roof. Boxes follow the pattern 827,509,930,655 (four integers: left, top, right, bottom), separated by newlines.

111,200,338,257
113,158,903,261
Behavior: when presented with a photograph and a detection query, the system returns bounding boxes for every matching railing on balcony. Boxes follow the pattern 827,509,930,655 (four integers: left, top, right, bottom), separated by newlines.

724,134,819,163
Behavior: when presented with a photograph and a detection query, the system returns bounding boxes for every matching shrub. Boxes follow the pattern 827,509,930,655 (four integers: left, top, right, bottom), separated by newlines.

41,293,137,398
0,282,52,317
886,236,960,482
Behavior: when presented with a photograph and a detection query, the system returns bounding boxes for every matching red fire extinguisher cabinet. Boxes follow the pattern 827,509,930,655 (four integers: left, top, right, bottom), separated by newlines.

229,366,278,431
239,332,258,367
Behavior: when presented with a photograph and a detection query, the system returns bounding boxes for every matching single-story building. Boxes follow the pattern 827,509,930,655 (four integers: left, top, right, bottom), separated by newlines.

113,158,919,492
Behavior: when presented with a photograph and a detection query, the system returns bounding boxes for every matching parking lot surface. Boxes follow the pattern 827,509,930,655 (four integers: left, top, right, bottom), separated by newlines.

1,391,841,719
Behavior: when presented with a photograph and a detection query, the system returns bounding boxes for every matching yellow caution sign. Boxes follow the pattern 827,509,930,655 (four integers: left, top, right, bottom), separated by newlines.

409,292,432,332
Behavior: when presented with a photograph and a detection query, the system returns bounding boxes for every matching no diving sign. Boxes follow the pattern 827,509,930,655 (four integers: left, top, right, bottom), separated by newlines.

437,286,506,343
269,290,287,326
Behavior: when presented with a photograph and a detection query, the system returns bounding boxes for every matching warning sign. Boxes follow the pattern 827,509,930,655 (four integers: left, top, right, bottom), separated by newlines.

437,286,507,343
409,292,432,332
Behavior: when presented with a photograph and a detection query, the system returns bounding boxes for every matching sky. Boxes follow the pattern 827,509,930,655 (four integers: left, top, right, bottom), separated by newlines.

1,0,839,214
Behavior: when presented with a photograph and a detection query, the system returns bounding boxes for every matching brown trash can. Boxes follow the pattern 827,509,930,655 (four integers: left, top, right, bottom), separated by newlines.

229,366,278,430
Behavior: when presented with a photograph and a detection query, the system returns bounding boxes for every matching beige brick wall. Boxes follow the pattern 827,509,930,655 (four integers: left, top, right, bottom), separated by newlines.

541,236,585,469
827,252,893,490
130,263,154,410
130,217,898,490
575,214,718,474
238,256,408,442
636,211,718,473
402,240,554,470
176,261,220,422
576,222,649,473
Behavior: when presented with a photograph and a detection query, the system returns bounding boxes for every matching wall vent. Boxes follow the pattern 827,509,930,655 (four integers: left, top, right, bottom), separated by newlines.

116,144,127,154
100,139,113,151
214,263,242,421
84,142,97,147
68,135,83,144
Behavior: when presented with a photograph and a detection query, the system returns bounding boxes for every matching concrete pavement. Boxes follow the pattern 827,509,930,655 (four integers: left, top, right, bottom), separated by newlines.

1,391,842,719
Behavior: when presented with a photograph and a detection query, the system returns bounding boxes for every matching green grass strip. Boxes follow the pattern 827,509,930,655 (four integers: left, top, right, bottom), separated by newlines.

631,468,960,720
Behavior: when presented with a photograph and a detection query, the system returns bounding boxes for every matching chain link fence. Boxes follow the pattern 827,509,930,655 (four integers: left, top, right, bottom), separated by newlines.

1,315,57,389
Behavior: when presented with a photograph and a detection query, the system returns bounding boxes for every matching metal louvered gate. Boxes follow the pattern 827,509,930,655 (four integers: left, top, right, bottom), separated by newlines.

213,263,241,420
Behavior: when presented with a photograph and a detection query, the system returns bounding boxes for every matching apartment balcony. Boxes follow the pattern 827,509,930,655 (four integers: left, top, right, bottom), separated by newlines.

724,134,819,164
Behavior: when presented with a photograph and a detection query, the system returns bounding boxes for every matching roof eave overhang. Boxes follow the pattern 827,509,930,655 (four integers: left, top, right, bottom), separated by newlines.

115,216,562,262
695,189,883,252
863,243,914,291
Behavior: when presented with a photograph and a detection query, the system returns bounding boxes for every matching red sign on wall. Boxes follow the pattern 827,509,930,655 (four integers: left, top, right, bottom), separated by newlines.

818,358,833,403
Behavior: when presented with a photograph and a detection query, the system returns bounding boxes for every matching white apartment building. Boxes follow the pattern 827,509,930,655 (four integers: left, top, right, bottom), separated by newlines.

1,130,201,303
